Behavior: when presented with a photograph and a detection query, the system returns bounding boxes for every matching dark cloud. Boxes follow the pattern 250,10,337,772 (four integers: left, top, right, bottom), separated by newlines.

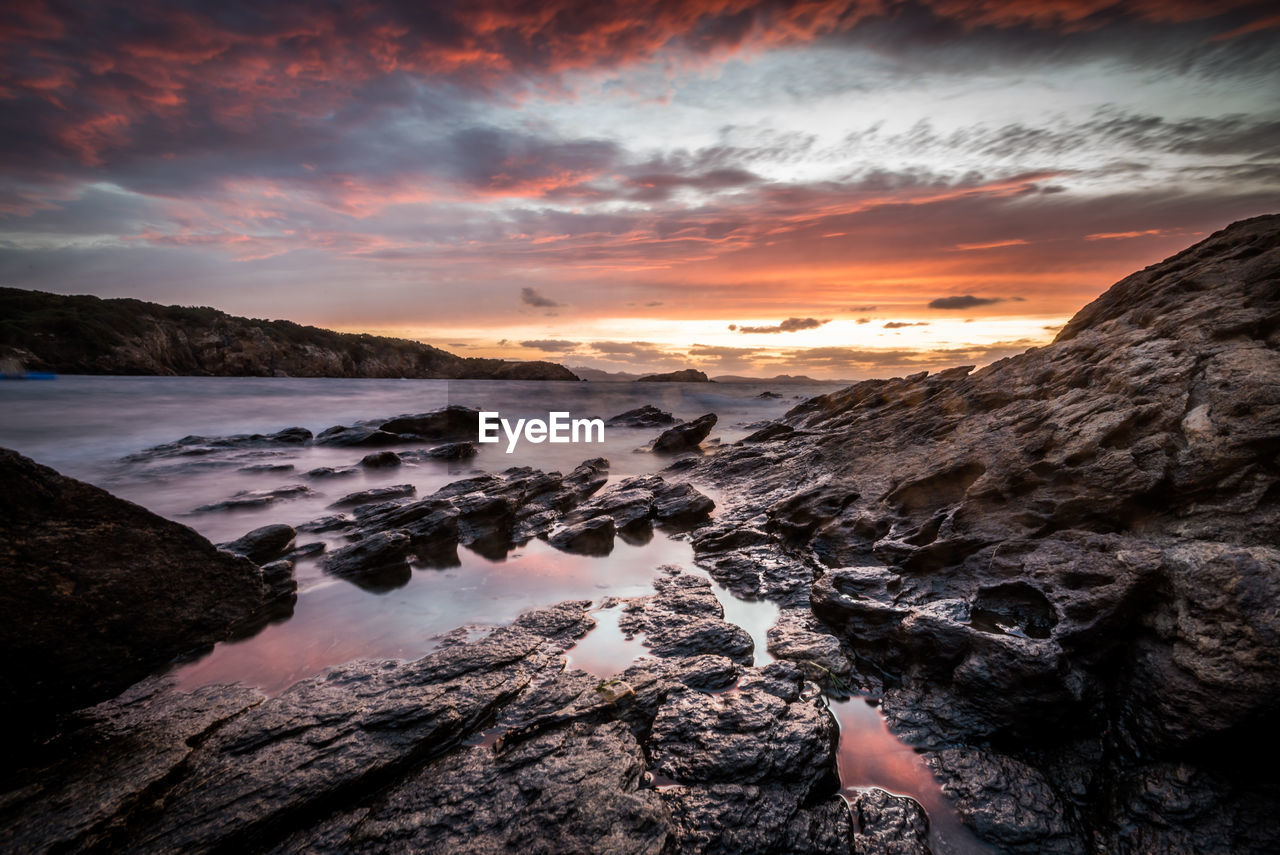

928,295,1003,309
883,321,928,328
844,305,877,312
520,287,561,308
519,339,579,352
738,317,830,334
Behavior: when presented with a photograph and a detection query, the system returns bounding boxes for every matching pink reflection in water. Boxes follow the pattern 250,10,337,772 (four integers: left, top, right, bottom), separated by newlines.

833,698,993,854
172,535,692,695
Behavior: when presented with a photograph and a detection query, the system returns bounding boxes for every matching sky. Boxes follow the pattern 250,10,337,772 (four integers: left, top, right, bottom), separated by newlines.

2,1,1278,379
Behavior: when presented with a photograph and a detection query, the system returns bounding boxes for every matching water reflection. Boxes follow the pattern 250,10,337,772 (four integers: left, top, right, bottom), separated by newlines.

173,535,692,695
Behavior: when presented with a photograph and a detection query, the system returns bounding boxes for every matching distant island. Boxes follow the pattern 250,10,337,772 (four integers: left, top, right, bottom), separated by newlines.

0,288,578,380
637,368,711,383
573,366,839,384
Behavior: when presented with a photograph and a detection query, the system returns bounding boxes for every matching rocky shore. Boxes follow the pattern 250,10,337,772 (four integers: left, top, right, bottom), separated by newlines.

1,215,1278,853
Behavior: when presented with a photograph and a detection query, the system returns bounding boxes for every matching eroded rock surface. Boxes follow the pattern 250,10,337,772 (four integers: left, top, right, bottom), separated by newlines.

682,215,1280,852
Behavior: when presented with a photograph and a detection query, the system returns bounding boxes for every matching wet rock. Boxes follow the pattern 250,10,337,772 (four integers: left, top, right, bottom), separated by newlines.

548,516,616,556
621,573,755,664
126,427,312,460
0,678,265,855
607,405,676,427
238,462,295,473
191,484,313,512
653,413,718,453
571,475,715,533
218,523,296,564
297,514,353,533
379,405,481,440
260,559,297,600
284,541,325,559
0,448,266,727
303,466,359,479
321,531,413,591
849,787,932,855
275,721,671,855
927,747,1084,855
757,391,783,399
661,783,852,855
680,217,1280,851
313,424,406,447
741,422,794,443
359,450,401,468
98,626,565,854
421,441,477,460
329,483,416,507
648,679,837,793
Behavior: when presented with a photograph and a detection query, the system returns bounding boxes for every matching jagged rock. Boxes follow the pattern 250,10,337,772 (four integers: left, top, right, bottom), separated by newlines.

653,413,718,453
682,216,1280,852
849,787,932,855
126,427,312,460
297,514,353,533
329,483,416,507
648,665,837,794
661,783,852,855
607,405,676,427
218,523,296,564
621,573,755,664
571,475,715,533
0,448,266,726
191,484,313,512
359,450,401,468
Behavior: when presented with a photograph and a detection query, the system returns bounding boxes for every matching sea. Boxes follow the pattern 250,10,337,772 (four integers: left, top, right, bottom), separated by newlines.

0,375,990,854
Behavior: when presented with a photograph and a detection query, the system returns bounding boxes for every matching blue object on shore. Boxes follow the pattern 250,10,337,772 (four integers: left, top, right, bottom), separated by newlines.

0,371,56,380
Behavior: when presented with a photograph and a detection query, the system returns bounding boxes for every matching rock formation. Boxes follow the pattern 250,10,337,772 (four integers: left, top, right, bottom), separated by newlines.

0,449,268,729
686,214,1280,852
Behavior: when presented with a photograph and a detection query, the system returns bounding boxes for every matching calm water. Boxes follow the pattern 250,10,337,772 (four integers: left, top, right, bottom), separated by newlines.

0,375,988,853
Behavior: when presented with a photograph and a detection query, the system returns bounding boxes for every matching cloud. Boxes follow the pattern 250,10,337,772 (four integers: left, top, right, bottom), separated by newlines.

928,295,1003,309
520,287,562,308
844,305,878,312
883,321,929,328
738,317,830,334
519,339,579,352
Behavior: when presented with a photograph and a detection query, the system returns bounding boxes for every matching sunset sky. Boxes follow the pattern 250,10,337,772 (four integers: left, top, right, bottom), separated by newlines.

2,1,1278,379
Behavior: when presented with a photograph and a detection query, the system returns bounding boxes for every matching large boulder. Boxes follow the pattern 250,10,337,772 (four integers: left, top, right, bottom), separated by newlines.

0,449,266,726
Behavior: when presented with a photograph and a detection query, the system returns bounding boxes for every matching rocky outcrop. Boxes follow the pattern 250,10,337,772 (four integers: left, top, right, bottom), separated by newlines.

685,214,1280,852
0,287,578,380
0,448,267,728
